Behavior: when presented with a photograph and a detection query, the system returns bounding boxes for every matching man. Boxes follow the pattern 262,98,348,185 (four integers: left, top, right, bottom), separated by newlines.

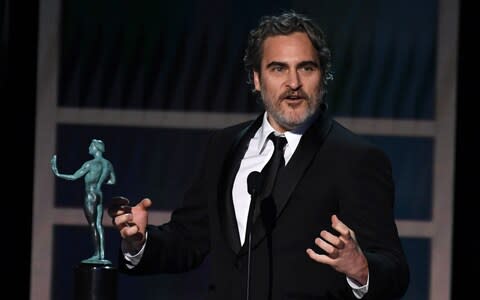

109,11,409,299
52,139,116,264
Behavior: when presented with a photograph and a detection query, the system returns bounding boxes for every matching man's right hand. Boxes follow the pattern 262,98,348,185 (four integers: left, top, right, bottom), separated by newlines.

108,197,152,253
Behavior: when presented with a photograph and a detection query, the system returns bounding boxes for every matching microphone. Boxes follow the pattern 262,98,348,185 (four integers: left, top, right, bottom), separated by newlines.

247,171,261,196
245,171,262,300
246,171,262,233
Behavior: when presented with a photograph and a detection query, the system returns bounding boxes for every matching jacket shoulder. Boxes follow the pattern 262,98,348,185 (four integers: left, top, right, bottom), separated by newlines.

328,119,391,163
208,119,256,142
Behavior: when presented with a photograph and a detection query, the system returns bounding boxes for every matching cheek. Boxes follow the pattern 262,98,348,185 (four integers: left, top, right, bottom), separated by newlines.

262,86,281,103
306,78,323,94
262,79,283,96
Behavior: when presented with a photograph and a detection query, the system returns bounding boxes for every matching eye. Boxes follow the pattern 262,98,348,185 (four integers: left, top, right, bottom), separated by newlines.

300,65,316,72
297,62,319,73
271,65,285,72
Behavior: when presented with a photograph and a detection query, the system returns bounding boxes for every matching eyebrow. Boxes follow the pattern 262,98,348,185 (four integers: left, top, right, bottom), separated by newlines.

266,61,288,69
297,61,319,68
265,60,319,69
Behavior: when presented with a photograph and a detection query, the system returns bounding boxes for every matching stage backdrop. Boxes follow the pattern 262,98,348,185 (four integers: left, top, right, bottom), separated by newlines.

32,0,458,299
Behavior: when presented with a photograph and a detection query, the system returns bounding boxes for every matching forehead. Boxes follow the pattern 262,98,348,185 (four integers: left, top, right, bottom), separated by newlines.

261,32,317,65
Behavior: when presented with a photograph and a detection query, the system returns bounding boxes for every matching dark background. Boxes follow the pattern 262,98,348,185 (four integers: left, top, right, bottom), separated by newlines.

3,0,476,298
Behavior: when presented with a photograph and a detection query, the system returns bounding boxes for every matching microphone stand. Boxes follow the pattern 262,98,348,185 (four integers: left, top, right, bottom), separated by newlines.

246,200,255,300
246,171,261,300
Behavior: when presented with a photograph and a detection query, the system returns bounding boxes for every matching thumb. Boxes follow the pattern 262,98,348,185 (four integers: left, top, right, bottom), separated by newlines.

331,214,340,226
137,198,152,210
331,214,351,237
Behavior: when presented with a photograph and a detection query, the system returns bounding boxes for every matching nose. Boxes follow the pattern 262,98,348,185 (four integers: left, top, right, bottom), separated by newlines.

286,70,301,90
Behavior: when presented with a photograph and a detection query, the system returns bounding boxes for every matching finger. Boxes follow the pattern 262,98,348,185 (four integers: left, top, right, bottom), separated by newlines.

112,213,134,229
320,230,345,249
331,215,351,239
314,237,339,258
306,248,335,265
107,205,132,218
120,223,141,239
113,218,129,231
137,198,152,210
108,196,131,218
114,212,132,225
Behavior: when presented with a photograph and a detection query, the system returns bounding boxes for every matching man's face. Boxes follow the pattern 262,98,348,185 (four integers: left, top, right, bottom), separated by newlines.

254,32,324,132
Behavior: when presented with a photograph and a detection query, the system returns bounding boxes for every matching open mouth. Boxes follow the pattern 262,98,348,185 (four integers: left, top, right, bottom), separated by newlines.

285,95,303,100
283,93,307,106
281,90,308,102
283,97,305,108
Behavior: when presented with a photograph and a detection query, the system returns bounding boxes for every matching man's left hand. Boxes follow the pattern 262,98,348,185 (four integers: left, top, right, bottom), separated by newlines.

306,214,369,285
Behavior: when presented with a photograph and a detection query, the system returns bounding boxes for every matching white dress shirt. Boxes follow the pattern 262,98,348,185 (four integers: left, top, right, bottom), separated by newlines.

232,112,302,245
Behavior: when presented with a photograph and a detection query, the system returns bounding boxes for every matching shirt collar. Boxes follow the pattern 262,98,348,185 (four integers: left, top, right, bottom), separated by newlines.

256,112,307,154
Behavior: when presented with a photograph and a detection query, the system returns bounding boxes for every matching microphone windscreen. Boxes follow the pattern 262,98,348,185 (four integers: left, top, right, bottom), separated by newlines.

247,171,261,195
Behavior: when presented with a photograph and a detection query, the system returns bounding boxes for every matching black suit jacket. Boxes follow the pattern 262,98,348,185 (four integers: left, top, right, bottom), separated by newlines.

120,108,409,300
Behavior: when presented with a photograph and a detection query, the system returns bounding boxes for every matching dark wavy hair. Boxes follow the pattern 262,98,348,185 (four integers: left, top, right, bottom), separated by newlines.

243,11,333,92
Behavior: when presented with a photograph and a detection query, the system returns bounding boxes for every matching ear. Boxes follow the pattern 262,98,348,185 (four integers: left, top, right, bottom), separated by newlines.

253,71,261,92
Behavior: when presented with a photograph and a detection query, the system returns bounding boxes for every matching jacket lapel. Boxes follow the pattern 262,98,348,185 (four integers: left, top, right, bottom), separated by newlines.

218,114,263,253
272,112,332,219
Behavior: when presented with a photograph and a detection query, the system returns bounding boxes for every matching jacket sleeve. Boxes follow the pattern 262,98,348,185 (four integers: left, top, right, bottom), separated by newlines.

338,144,410,299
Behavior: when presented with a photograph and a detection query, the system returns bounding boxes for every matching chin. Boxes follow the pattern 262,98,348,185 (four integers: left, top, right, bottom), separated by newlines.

284,108,310,122
277,114,308,129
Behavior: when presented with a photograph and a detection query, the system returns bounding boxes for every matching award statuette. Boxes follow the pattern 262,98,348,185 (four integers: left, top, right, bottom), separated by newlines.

51,139,117,300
